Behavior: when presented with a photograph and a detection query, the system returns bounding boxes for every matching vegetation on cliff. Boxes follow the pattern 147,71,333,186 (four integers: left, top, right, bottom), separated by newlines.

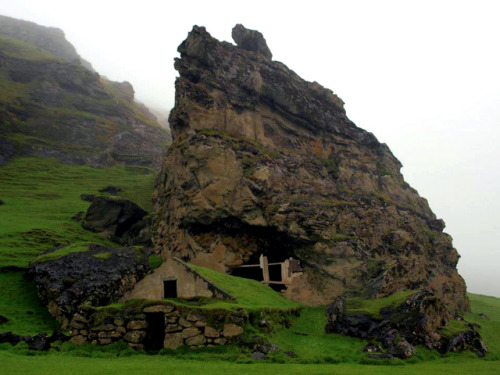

0,22,169,167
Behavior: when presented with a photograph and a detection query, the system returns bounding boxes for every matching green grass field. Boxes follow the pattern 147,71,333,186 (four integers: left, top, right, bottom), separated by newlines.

1,293,498,374
0,157,156,268
0,156,499,373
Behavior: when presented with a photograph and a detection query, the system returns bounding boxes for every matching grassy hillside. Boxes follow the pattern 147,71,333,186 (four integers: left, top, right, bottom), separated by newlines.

0,157,157,335
187,263,301,311
0,157,156,268
0,33,168,166
0,292,499,374
0,156,498,372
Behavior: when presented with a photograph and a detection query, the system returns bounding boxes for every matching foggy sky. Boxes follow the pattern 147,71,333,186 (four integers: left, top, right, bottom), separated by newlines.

1,0,499,297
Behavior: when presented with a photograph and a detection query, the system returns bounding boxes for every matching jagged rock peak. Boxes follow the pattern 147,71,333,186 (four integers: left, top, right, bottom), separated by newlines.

232,24,272,60
156,25,469,312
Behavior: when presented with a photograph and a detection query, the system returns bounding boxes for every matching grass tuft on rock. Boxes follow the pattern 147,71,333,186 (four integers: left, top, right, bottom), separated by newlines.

344,290,419,319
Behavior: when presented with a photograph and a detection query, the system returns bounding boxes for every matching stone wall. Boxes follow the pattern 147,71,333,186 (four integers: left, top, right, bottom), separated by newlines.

68,303,246,350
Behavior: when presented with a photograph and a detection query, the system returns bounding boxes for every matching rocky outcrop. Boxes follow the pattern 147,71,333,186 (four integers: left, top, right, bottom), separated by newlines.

0,17,169,167
0,330,69,350
154,25,469,310
326,291,486,358
232,24,272,60
0,15,93,70
28,244,152,327
82,197,151,245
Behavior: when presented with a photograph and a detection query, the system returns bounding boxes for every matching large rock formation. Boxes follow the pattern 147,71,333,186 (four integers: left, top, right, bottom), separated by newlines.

326,291,486,358
0,16,169,167
154,25,469,310
28,244,153,327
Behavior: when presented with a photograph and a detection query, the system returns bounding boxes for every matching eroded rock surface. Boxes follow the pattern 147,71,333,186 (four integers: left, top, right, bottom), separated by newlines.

28,244,152,327
82,197,151,245
154,25,469,310
326,291,486,358
0,16,169,167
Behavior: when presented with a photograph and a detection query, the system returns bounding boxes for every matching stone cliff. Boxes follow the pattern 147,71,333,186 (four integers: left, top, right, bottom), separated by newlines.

0,15,94,70
0,17,169,167
154,25,468,310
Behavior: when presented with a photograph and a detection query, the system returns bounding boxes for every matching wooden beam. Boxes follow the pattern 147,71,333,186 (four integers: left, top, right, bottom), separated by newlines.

234,264,261,268
260,254,269,283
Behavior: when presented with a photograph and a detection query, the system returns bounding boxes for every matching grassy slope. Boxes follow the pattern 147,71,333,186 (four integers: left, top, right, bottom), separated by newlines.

465,294,500,360
0,352,498,375
0,157,156,335
1,34,167,163
0,157,156,268
0,156,498,373
0,271,59,335
186,263,301,311
0,34,59,62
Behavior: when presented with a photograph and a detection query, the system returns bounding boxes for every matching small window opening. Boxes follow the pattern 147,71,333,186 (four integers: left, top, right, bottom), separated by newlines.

163,279,177,298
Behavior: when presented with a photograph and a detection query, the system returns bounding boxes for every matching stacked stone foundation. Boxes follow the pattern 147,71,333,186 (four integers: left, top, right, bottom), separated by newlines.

68,303,246,350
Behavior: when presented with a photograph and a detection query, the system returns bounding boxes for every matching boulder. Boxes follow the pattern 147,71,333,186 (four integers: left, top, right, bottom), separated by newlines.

98,186,123,195
28,244,151,326
222,324,243,338
143,305,174,314
444,330,487,357
326,291,485,358
232,24,272,59
181,327,200,339
0,332,23,346
127,320,148,330
186,334,206,346
26,333,51,351
164,332,184,349
252,351,268,360
123,330,146,344
204,326,219,338
82,197,148,244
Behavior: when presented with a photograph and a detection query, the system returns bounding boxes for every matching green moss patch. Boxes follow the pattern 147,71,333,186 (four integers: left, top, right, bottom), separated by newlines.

344,290,419,319
147,254,163,269
188,263,301,311
0,157,156,268
0,35,59,62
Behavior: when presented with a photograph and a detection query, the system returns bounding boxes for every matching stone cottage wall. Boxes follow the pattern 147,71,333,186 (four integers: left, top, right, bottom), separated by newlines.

68,303,246,350
121,258,234,301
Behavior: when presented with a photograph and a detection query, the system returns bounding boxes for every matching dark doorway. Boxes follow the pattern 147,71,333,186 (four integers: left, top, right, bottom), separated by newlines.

145,312,165,351
268,264,282,282
163,279,177,298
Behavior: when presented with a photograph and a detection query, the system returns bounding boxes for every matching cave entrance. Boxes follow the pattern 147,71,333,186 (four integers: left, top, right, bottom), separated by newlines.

231,254,303,293
230,265,263,281
145,312,165,351
163,279,177,299
268,264,282,282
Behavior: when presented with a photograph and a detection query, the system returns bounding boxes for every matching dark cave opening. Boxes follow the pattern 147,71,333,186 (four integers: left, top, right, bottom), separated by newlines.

186,218,304,262
186,218,307,288
268,264,282,282
231,266,263,281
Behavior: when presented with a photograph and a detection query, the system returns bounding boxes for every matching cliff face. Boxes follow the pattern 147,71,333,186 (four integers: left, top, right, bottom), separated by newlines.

155,25,468,310
0,17,168,167
0,15,93,70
